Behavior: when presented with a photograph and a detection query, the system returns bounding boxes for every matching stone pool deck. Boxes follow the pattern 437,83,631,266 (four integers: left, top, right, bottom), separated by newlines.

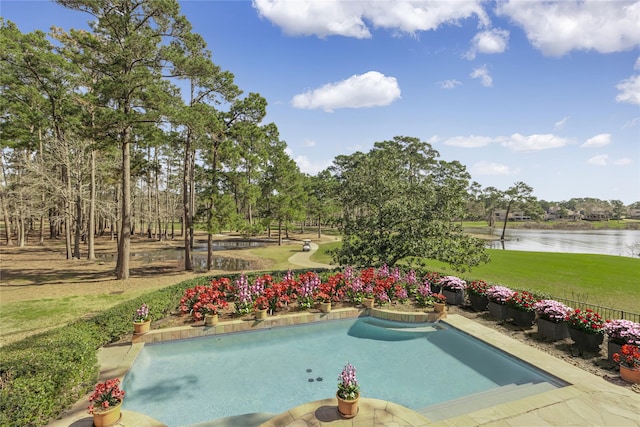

47,311,640,427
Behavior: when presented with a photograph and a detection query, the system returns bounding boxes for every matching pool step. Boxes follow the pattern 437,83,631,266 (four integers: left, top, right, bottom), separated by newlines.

418,381,557,421
183,412,276,427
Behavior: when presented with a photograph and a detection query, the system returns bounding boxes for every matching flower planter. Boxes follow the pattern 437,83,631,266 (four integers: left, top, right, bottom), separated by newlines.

488,301,509,320
619,365,640,384
92,401,122,427
362,298,374,309
608,341,623,363
468,294,489,312
319,302,331,313
133,320,151,335
204,313,219,326
433,302,446,313
508,308,536,328
255,309,268,320
336,392,359,418
443,289,465,306
537,318,570,341
568,327,603,351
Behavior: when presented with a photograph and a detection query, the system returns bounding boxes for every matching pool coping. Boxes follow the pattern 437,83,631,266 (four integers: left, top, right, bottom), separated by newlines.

47,310,640,427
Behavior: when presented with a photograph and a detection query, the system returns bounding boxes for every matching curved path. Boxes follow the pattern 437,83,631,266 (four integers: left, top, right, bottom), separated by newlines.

287,242,333,269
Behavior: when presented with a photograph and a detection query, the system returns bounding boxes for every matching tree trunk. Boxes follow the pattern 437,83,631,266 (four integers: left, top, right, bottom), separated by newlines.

63,166,72,258
500,202,512,241
87,150,96,259
0,155,13,246
116,126,131,280
73,186,82,259
182,127,193,271
278,219,282,246
317,214,321,239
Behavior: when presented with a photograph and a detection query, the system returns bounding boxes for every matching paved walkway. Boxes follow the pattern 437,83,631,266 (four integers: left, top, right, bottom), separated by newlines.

287,241,333,269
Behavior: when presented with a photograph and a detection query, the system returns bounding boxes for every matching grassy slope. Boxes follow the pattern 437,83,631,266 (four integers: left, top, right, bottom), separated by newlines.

313,242,640,313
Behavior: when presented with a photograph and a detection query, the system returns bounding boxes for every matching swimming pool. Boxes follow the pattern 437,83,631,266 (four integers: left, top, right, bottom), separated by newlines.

122,317,565,426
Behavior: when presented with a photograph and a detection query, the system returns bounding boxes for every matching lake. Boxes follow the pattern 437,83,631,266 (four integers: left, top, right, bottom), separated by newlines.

475,228,640,257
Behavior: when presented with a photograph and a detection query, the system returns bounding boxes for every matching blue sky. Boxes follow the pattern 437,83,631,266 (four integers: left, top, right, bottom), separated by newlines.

2,1,639,204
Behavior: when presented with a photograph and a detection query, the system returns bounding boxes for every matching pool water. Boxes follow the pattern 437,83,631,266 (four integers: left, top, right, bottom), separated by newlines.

122,318,564,426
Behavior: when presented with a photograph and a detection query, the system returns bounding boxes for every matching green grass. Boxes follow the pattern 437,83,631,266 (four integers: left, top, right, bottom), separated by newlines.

250,243,301,270
421,250,640,313
314,241,640,313
311,241,341,264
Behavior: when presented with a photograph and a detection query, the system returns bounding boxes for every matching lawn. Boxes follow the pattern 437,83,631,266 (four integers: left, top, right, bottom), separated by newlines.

313,242,640,313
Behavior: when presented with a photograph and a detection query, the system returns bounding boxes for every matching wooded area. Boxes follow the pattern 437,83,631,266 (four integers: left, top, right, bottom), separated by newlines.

1,1,637,279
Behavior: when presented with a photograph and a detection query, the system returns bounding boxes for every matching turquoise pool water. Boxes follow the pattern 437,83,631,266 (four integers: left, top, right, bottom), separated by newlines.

122,318,564,426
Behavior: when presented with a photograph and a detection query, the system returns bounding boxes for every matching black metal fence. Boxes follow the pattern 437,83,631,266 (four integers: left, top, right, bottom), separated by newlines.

553,296,640,323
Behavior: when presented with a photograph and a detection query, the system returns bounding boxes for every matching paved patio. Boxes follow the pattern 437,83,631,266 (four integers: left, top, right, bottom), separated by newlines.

47,314,640,427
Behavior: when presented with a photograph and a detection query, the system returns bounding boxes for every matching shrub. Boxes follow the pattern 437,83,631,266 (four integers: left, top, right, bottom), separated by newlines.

505,291,539,312
566,309,605,334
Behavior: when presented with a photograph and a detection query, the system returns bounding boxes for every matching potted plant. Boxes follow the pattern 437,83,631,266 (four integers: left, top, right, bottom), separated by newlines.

505,291,539,327
566,309,605,352
486,285,515,320
87,378,125,427
467,280,490,312
439,276,467,306
431,293,447,313
613,344,640,384
336,362,360,418
133,303,150,335
603,319,640,362
316,281,335,313
533,299,572,341
254,296,269,320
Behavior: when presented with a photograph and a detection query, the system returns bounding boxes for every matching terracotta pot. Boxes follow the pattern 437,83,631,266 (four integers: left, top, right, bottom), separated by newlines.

568,327,603,352
133,320,150,335
619,365,640,384
442,289,465,306
469,293,489,312
255,308,268,320
204,313,219,326
488,301,509,320
362,298,374,309
433,302,446,313
92,401,122,427
336,392,359,418
319,302,331,313
537,318,570,341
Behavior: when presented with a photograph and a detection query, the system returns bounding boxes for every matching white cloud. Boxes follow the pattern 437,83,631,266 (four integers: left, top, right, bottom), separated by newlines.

554,116,570,130
465,28,509,59
253,0,489,38
444,135,493,148
581,133,612,148
437,79,461,89
303,138,316,147
614,157,632,165
291,71,401,112
635,57,640,70
616,74,640,105
501,133,570,151
470,65,493,87
293,155,332,175
496,0,640,57
471,161,516,176
587,154,608,166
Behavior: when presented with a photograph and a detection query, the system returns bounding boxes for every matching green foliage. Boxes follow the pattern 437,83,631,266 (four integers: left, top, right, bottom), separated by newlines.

329,136,489,270
0,276,210,427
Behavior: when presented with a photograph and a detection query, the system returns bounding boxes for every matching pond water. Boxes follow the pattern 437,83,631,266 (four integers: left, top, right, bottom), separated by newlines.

96,239,263,271
475,228,640,257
